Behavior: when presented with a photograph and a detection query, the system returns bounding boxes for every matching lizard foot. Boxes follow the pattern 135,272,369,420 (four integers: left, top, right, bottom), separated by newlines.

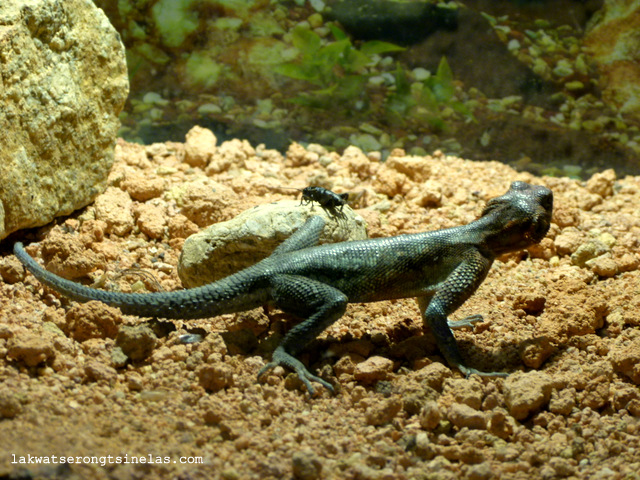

257,347,335,395
448,314,484,330
458,364,509,378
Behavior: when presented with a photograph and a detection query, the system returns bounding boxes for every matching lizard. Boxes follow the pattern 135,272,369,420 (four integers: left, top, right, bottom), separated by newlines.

13,181,553,395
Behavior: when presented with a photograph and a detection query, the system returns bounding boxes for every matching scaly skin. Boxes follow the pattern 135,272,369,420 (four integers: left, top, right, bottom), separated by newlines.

14,181,553,395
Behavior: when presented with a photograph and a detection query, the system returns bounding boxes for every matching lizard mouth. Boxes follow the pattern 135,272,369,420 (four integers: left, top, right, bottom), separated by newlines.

528,213,552,242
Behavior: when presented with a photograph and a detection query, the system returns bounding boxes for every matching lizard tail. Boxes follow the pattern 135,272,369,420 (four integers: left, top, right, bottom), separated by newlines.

13,242,268,320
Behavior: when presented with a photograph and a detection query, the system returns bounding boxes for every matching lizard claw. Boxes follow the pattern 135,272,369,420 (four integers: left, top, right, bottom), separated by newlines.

257,347,335,395
448,314,484,330
458,364,509,378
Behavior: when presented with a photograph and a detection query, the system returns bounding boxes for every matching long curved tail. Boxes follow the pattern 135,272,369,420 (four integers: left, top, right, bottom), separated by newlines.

13,242,268,319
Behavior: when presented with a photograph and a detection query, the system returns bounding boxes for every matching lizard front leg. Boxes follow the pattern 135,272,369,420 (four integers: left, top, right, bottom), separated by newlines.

258,274,348,395
417,255,508,378
270,216,325,256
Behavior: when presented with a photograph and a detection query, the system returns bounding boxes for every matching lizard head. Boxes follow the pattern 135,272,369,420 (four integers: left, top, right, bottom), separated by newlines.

481,181,553,254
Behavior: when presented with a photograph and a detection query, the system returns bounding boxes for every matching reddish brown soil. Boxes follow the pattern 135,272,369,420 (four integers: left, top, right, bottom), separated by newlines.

1,130,639,479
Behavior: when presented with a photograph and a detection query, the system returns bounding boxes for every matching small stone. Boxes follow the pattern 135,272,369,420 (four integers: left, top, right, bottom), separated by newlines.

549,457,575,477
197,363,234,392
365,396,402,426
142,92,168,106
197,103,222,115
585,254,618,277
111,346,128,368
571,240,610,267
504,371,554,420
553,59,574,77
419,401,442,430
565,81,584,90
7,332,56,367
466,462,495,480
413,362,451,391
413,67,431,81
610,336,640,384
585,169,616,197
184,126,217,168
134,203,167,240
292,449,323,480
487,409,513,439
354,356,394,384
554,228,583,254
0,256,26,284
94,187,135,236
84,360,118,385
121,172,165,202
116,324,158,361
512,294,546,315
349,133,382,153
521,336,555,369
66,301,122,342
443,378,484,410
0,388,23,419
447,403,486,430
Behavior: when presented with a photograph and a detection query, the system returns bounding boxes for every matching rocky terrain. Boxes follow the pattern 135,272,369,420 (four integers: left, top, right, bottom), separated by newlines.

1,130,639,479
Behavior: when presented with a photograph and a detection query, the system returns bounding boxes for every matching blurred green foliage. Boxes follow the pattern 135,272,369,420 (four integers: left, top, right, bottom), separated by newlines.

386,57,475,130
276,28,473,129
274,25,405,108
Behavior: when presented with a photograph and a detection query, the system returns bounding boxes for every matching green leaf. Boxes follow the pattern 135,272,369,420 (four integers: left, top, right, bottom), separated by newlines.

343,48,371,73
291,26,321,58
436,56,453,83
311,84,339,98
336,75,367,99
426,57,455,103
450,101,476,121
273,63,319,82
416,84,440,110
429,79,454,103
317,39,351,71
426,116,446,131
393,64,410,95
360,40,405,56
329,24,349,41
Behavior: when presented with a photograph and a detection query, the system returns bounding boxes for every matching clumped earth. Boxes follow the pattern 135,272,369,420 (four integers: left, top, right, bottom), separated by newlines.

1,129,639,479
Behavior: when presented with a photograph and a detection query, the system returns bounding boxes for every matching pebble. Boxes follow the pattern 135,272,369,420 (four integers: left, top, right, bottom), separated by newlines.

412,67,431,81
448,403,486,430
292,449,323,480
142,92,169,106
349,133,382,152
507,39,520,51
504,372,554,420
354,356,394,384
565,80,584,90
197,103,222,115
553,59,574,77
116,324,158,361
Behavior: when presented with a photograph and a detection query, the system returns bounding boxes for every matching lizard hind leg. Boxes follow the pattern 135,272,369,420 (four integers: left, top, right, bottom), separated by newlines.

258,274,348,395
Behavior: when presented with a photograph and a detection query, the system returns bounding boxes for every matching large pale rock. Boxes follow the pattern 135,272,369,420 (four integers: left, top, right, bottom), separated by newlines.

584,0,640,122
178,201,368,288
0,0,128,240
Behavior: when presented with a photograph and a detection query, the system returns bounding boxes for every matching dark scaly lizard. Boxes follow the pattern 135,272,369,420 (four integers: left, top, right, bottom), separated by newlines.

14,181,553,394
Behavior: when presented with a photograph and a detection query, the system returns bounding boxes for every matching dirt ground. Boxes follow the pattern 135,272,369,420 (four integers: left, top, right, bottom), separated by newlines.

1,129,639,480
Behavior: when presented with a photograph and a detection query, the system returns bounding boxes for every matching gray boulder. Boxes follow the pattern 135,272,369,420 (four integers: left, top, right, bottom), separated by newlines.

178,200,368,288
